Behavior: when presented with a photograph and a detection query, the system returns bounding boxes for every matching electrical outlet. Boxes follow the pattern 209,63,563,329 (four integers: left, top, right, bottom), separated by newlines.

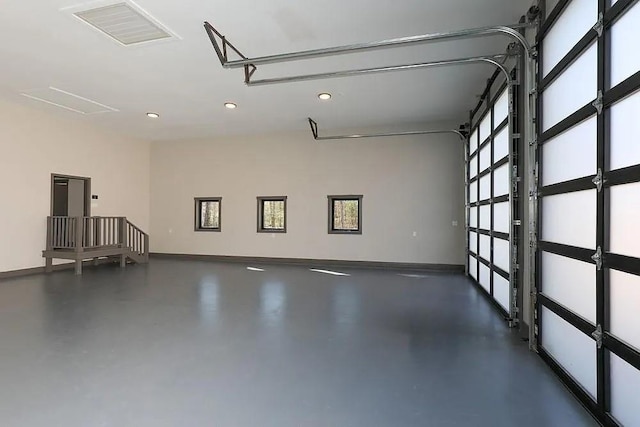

452,221,459,227
412,231,418,237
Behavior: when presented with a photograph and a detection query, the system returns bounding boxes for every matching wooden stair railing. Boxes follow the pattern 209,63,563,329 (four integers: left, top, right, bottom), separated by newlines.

44,216,149,275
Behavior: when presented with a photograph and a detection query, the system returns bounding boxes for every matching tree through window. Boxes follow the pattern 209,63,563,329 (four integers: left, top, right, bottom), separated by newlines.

257,197,287,233
195,197,221,231
328,195,362,234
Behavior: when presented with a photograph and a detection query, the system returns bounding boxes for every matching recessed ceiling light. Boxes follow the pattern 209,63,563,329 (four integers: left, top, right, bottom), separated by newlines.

146,112,160,118
318,93,332,100
224,102,237,109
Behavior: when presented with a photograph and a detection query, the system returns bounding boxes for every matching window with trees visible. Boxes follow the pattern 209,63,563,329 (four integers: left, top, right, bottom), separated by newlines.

257,196,287,233
328,195,362,234
195,197,221,231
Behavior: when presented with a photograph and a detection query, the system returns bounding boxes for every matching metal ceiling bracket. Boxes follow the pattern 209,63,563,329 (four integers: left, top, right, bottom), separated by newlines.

204,22,250,66
592,324,603,349
308,118,319,139
593,90,604,115
591,247,603,270
308,118,466,141
593,13,604,38
592,168,605,192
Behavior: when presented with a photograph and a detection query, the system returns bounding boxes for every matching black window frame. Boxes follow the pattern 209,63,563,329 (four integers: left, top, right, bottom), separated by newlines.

194,197,222,232
328,195,363,235
257,196,287,233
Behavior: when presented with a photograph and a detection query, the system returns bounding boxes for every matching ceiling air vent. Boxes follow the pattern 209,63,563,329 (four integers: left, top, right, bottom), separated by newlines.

71,1,176,46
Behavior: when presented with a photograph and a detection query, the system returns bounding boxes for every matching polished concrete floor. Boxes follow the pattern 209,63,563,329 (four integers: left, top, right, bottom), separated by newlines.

0,260,598,427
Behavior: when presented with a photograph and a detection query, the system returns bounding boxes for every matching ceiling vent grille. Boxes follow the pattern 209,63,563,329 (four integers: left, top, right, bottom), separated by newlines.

71,1,176,46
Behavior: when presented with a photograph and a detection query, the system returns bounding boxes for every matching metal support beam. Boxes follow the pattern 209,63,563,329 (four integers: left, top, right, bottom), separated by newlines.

308,118,466,141
204,22,534,69
247,55,510,86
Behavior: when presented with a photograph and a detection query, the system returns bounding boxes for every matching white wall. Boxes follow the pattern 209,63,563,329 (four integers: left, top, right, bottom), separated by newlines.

150,128,465,265
0,98,150,273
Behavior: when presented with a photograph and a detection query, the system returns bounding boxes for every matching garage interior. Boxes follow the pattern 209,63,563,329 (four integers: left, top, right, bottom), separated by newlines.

0,0,638,426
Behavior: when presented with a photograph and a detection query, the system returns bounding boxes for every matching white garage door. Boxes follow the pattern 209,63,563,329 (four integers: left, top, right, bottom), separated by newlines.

467,66,520,324
536,0,640,425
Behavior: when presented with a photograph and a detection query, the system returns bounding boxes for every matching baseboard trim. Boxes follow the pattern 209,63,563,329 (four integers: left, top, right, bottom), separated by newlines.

149,253,464,273
0,258,119,280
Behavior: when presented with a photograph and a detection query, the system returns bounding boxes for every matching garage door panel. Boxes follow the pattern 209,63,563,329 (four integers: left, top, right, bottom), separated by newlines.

479,205,491,231
479,263,491,293
493,164,510,197
541,190,596,249
542,0,598,76
542,43,598,131
541,252,596,323
610,352,640,427
493,127,509,163
542,116,597,186
493,273,510,311
538,1,640,423
609,270,640,352
610,2,640,87
494,237,510,273
610,182,640,259
541,307,597,399
493,202,510,234
469,255,478,280
479,234,491,260
479,175,491,201
610,90,640,171
494,90,509,125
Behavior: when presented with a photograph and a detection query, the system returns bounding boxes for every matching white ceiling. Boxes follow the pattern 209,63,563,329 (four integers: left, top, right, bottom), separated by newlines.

0,0,532,141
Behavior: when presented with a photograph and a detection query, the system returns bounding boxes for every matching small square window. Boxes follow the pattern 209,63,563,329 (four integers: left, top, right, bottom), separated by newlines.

328,195,362,234
257,197,287,233
195,197,221,232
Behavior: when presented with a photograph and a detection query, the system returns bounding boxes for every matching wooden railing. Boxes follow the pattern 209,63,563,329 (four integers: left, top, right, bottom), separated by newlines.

125,220,149,261
46,216,149,261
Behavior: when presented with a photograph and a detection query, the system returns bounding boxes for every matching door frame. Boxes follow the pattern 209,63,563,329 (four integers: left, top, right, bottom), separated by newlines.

50,173,92,217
